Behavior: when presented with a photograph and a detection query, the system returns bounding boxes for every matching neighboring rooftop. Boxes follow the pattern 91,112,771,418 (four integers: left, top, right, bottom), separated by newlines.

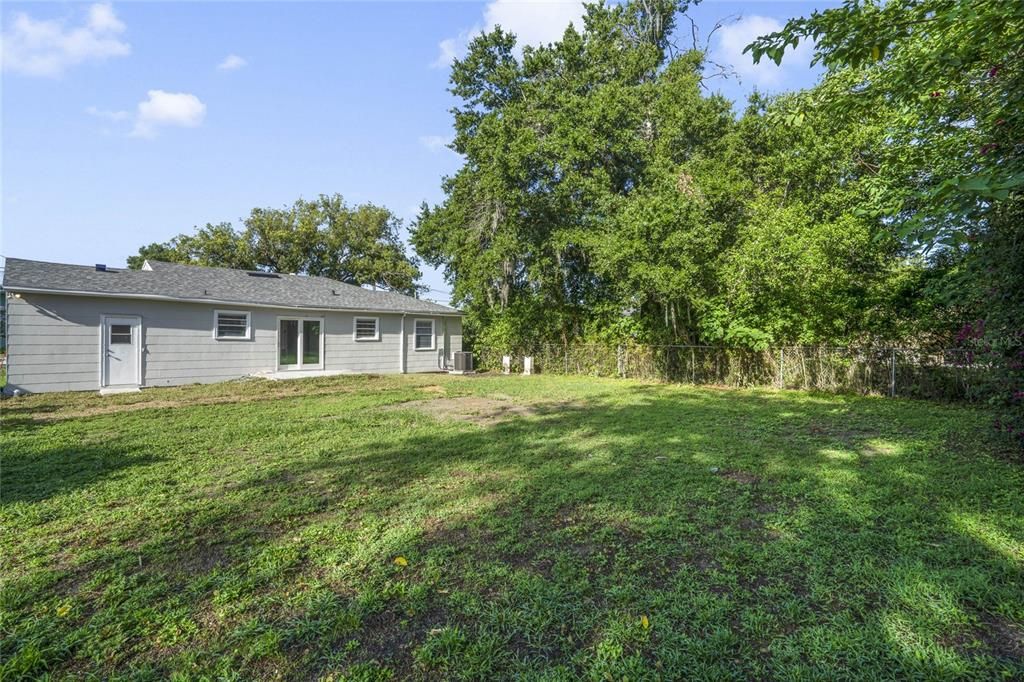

1,258,460,315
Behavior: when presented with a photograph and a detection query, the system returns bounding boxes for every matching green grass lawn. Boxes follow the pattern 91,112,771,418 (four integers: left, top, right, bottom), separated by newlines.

2,374,1022,680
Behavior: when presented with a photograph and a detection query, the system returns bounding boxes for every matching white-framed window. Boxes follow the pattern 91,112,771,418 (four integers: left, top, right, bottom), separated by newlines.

414,318,435,351
109,323,133,345
214,310,251,340
353,316,380,341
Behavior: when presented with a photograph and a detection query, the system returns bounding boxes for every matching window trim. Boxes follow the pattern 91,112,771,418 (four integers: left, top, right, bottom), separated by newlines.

413,318,435,351
213,309,252,341
352,316,381,342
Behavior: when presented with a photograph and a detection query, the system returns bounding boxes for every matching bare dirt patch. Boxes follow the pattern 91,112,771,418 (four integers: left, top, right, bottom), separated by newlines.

943,613,1024,661
6,381,364,423
354,604,447,672
383,396,546,426
976,613,1024,661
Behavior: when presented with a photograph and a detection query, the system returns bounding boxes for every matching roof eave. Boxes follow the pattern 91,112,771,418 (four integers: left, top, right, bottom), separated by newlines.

4,285,464,316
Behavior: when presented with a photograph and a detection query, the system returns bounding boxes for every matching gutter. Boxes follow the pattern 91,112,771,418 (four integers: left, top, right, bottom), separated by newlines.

4,286,464,317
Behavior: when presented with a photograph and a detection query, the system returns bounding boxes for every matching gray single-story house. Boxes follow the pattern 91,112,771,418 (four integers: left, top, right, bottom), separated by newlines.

1,258,462,394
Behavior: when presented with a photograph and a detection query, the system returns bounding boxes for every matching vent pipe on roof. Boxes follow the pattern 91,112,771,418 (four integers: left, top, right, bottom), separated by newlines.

95,264,107,272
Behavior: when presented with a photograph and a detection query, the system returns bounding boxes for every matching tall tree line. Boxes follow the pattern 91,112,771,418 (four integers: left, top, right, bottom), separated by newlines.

414,0,1021,444
412,0,905,352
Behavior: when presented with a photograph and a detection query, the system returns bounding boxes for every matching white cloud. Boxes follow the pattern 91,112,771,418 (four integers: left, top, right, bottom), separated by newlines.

86,3,125,33
419,135,452,152
130,90,206,138
432,0,587,68
483,0,585,47
0,2,130,77
432,38,460,69
217,54,247,71
86,105,130,122
713,15,814,90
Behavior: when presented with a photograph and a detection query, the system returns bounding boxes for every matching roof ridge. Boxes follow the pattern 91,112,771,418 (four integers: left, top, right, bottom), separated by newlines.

146,260,276,274
149,260,399,292
4,256,125,270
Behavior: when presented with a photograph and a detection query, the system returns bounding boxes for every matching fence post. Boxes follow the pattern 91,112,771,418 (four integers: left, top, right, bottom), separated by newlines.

564,347,569,375
778,348,784,388
890,348,896,397
616,345,624,377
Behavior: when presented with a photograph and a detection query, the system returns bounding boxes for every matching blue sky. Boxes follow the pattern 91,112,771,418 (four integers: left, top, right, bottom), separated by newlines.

2,1,831,304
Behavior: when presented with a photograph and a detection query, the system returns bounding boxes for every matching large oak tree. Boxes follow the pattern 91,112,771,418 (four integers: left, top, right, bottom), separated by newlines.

128,194,423,296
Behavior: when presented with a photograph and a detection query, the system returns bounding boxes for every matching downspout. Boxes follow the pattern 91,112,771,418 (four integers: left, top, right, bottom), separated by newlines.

442,317,450,370
400,313,407,374
3,293,11,394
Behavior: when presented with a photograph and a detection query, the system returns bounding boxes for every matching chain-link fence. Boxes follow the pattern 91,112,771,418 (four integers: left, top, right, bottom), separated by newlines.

474,344,982,402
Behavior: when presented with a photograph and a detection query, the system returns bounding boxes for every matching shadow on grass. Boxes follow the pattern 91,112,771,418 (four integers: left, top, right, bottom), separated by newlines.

1,403,63,432
1,444,164,505
2,383,1022,679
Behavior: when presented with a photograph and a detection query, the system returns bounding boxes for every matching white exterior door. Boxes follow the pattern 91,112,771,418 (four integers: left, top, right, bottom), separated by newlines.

102,316,141,388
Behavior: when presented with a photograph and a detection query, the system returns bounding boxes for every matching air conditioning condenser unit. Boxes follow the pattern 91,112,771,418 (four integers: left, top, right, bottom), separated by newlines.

451,351,474,375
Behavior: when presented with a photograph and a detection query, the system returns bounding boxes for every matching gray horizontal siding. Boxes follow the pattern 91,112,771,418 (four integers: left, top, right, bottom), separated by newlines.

5,326,97,337
6,294,459,393
144,368,270,381
447,317,463,358
15,371,98,384
10,381,99,393
10,352,97,363
324,313,401,374
6,296,100,392
404,316,449,373
138,350,278,360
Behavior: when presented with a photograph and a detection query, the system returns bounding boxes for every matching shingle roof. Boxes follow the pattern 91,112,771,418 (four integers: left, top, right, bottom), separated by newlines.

2,258,461,315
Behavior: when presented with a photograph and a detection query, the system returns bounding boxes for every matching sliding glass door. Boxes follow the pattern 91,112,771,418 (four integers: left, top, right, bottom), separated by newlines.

278,317,324,370
302,320,321,365
279,319,299,367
